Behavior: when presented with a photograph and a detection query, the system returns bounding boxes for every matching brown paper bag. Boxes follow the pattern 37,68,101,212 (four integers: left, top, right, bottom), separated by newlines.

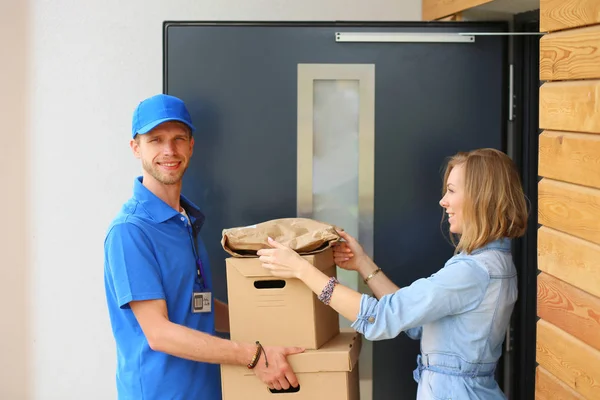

221,218,341,257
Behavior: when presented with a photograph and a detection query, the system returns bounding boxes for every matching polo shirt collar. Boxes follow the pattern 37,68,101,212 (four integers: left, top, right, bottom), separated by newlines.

133,176,205,231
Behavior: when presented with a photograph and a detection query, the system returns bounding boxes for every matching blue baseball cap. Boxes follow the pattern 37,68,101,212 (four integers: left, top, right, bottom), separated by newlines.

131,94,196,138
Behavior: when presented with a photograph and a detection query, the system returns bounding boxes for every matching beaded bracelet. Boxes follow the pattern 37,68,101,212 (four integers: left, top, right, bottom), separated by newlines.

318,277,339,305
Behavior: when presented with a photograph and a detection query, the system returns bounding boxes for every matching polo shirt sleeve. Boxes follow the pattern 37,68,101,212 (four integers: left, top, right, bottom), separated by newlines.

105,222,165,309
351,258,490,341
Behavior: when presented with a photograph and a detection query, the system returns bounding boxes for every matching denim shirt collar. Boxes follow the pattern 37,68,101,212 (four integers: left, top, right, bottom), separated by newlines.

132,176,205,232
470,238,511,255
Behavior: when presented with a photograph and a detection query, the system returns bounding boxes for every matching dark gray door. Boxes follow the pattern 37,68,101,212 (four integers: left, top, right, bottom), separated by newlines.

164,21,507,400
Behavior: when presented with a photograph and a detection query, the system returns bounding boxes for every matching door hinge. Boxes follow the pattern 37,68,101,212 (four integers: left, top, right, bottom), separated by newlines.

505,324,515,352
509,64,516,121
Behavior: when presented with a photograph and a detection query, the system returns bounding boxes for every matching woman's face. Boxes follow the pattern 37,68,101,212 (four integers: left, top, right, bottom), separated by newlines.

439,164,466,234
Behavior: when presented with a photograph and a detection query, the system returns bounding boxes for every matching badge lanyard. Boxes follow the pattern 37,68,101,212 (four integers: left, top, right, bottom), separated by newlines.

196,257,207,291
184,213,212,313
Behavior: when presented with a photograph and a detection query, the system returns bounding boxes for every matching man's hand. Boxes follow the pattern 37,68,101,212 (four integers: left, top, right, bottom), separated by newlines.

252,345,304,391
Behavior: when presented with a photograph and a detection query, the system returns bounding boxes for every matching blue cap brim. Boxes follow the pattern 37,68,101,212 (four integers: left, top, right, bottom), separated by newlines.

135,117,196,136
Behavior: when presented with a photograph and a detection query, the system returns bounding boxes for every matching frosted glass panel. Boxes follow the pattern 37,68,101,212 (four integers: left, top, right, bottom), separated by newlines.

312,80,359,305
298,64,374,400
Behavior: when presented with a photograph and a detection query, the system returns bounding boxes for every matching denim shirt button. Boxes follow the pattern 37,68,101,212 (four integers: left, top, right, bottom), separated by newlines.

367,316,375,323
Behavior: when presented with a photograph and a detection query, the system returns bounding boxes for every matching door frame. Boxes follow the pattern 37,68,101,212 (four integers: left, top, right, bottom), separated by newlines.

509,9,540,400
162,20,523,400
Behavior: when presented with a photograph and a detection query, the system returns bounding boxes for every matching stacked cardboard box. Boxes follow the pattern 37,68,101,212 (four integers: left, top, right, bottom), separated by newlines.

221,248,361,399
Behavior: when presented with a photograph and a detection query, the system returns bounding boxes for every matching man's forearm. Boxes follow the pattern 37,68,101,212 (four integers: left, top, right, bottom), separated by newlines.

358,258,400,299
215,299,230,333
150,320,252,366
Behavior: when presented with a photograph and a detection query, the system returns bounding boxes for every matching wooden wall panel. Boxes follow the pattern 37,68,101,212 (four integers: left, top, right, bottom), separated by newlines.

536,319,600,399
538,0,600,398
539,130,600,189
541,0,600,32
538,179,600,245
538,227,600,299
536,367,585,400
540,25,600,81
422,0,491,21
538,272,600,350
540,80,600,134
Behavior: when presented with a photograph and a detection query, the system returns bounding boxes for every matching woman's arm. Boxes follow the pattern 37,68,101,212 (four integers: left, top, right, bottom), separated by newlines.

355,257,400,299
351,258,490,340
258,238,362,321
259,239,490,341
296,261,363,322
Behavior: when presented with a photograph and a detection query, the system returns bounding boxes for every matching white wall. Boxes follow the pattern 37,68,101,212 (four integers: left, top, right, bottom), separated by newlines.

3,1,421,398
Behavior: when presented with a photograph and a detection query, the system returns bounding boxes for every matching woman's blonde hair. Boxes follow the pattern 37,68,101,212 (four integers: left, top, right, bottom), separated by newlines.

442,148,528,254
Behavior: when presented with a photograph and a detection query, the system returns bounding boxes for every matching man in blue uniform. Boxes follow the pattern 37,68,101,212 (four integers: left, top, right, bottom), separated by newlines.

104,94,303,399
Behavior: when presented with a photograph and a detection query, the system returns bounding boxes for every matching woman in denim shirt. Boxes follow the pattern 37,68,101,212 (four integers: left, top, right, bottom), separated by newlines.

258,148,528,399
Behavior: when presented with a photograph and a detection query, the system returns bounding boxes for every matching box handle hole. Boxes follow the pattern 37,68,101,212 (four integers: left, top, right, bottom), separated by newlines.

254,280,286,289
268,385,301,394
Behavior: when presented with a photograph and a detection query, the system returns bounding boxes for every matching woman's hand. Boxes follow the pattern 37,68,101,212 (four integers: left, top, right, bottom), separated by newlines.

333,229,369,272
257,237,312,279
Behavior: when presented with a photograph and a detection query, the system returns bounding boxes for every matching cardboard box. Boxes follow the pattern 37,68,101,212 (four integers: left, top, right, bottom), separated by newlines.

221,331,361,400
226,248,340,349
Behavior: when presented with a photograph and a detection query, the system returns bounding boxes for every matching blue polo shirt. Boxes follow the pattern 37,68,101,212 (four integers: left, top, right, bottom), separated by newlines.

104,177,222,400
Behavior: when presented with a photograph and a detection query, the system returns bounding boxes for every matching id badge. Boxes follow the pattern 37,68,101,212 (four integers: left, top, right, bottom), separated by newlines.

191,292,212,313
